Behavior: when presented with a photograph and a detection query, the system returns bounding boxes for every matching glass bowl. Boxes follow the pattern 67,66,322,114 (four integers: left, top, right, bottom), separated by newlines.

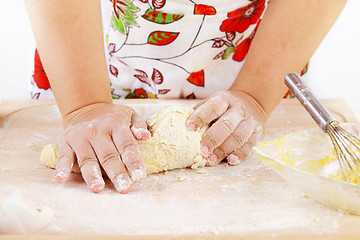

253,125,360,215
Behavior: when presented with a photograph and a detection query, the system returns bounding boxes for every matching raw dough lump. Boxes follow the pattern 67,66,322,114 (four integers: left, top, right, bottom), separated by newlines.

139,106,207,173
40,106,207,174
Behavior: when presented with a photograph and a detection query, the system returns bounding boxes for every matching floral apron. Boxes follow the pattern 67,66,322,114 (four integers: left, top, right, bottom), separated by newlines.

31,0,269,100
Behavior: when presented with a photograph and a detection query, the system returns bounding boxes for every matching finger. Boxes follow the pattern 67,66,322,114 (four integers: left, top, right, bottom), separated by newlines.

206,119,259,167
55,142,75,183
89,134,132,193
131,111,151,141
200,108,243,156
74,141,105,193
227,128,263,165
186,94,229,131
192,98,207,110
112,126,147,182
193,91,225,110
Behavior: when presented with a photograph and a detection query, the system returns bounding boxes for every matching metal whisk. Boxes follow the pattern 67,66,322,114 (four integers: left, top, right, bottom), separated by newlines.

285,72,360,181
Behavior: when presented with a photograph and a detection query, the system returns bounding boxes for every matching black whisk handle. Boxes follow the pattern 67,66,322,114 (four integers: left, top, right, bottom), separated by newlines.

284,72,337,131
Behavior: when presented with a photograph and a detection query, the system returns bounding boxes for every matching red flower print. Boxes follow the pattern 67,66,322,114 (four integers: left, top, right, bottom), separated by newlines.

133,88,148,98
151,68,163,84
212,39,225,48
187,70,205,87
194,4,216,15
33,49,50,90
226,31,235,41
109,65,119,77
152,0,165,9
108,43,116,53
220,0,265,34
186,93,196,99
134,69,151,86
126,88,148,99
158,89,170,94
232,22,260,62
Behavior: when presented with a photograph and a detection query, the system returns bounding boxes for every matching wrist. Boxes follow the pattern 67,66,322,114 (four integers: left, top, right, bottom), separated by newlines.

226,89,268,124
228,79,287,121
62,101,113,128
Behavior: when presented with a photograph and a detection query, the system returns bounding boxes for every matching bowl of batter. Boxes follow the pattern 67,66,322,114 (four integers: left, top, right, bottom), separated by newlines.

254,124,360,215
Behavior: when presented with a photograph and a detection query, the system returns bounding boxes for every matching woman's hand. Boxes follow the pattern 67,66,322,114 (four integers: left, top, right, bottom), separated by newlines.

54,103,151,194
186,91,267,166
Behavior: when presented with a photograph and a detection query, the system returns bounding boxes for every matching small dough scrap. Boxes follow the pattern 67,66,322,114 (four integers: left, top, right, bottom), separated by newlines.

40,144,81,173
0,190,54,234
40,106,207,174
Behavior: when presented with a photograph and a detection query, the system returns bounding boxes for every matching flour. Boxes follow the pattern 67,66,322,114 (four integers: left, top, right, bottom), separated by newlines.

1,103,352,236
0,167,10,173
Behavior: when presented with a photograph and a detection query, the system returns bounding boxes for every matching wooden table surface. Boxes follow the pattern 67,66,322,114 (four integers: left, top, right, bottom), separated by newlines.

0,99,360,239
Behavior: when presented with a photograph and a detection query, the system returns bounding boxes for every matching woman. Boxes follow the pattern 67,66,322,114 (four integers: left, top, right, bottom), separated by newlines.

25,0,347,193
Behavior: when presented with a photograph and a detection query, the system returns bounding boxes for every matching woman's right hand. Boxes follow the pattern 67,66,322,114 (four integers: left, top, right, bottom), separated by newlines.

54,103,151,194
25,0,151,194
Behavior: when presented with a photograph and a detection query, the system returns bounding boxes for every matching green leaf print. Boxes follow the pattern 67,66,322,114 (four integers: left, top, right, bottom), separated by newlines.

142,9,183,24
113,12,126,34
121,10,138,25
111,0,140,34
222,46,235,60
147,31,179,45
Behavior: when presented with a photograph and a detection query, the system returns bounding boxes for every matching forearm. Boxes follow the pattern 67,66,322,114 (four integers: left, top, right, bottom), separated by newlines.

25,0,112,122
230,0,347,118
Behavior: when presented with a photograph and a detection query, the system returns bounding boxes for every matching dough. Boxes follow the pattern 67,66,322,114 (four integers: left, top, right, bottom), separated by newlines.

139,106,207,173
40,144,81,173
40,106,207,174
0,190,54,234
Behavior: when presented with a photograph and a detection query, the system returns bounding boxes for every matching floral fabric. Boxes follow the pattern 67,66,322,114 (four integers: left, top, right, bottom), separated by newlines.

31,0,269,99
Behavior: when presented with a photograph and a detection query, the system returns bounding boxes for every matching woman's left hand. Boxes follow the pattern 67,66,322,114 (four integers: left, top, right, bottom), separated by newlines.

186,90,267,166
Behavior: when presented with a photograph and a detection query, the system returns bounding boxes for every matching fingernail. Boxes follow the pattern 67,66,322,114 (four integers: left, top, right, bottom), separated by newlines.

116,175,131,193
131,168,146,182
227,154,241,166
54,170,67,183
187,121,197,131
201,145,210,156
140,130,151,140
207,154,218,166
131,127,151,141
90,178,105,193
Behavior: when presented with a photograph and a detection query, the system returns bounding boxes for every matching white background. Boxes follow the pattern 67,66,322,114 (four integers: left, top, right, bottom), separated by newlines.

0,1,359,120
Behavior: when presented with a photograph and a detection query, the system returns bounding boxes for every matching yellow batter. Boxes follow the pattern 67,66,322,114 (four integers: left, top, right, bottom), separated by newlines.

257,130,360,184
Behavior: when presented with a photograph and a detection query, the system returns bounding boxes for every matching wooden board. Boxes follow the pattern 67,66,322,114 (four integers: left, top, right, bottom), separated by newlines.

0,99,360,239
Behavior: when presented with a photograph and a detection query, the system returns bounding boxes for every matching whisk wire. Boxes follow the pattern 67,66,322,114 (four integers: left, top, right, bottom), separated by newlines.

326,121,360,180
327,124,350,180
333,124,360,167
336,125,360,149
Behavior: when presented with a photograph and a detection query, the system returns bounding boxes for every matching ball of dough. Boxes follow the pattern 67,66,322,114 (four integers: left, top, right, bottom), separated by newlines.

139,106,207,173
40,106,207,174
